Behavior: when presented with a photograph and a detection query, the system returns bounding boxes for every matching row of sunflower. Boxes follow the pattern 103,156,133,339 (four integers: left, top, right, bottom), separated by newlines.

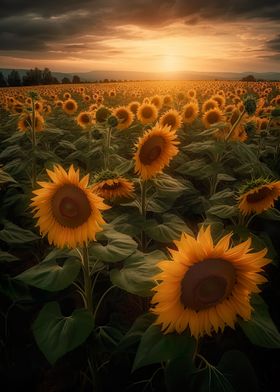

0,81,280,391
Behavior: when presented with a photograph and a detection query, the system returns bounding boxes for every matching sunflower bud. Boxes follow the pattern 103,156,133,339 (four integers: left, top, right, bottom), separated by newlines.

107,115,119,127
244,96,257,115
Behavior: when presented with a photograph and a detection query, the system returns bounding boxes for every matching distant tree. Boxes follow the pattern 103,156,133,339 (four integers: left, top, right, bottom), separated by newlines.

52,77,59,84
242,74,256,82
42,67,54,84
62,77,71,84
0,72,7,87
72,75,81,84
7,70,21,86
22,67,42,85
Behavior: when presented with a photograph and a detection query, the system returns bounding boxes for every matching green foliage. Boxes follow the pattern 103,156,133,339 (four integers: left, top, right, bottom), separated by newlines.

32,302,94,364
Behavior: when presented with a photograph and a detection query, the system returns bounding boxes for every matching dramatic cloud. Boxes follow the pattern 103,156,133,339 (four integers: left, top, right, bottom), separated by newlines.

0,0,279,72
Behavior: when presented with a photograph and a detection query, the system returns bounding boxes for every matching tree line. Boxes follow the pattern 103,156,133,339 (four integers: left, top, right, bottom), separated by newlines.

0,67,81,87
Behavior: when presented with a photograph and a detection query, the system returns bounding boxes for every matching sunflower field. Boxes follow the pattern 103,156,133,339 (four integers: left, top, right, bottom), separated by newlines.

1,80,280,391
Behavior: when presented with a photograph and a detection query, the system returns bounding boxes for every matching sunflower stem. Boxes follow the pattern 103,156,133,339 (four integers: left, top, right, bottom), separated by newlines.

225,109,245,141
140,179,147,251
104,126,112,170
93,285,115,323
82,244,93,313
87,128,92,171
31,98,37,188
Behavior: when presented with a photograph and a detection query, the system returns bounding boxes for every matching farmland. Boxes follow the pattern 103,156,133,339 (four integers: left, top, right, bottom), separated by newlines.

1,80,280,391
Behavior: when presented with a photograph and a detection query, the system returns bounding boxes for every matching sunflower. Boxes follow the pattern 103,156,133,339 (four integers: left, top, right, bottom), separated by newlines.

92,171,134,200
202,108,224,128
238,179,280,215
137,103,158,125
18,112,45,132
134,123,179,180
162,95,173,107
211,94,226,108
187,89,196,100
63,99,78,115
128,101,140,115
181,102,199,124
151,95,163,110
95,106,111,123
55,100,63,108
63,92,71,100
151,226,270,339
159,109,182,131
31,165,109,248
76,111,92,129
113,106,134,130
202,99,218,113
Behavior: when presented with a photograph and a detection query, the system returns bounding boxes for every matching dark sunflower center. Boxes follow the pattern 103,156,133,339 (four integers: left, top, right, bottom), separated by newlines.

102,182,120,190
66,102,74,110
163,115,176,127
52,184,91,228
180,258,236,311
141,107,153,118
117,110,129,121
184,107,194,118
80,114,90,123
139,136,164,165
207,111,220,124
246,186,272,203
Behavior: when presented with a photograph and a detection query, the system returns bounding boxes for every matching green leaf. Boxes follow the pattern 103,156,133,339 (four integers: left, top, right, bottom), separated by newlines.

32,302,94,364
110,250,164,296
183,140,225,158
207,204,237,219
0,220,39,244
260,208,280,221
0,168,17,185
132,324,196,371
189,350,257,392
15,255,81,292
110,213,145,236
0,250,19,263
165,355,196,392
118,313,156,351
90,226,137,262
144,213,193,243
239,295,280,348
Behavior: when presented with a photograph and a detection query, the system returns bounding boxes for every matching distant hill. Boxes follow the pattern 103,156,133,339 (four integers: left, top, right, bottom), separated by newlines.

1,68,279,82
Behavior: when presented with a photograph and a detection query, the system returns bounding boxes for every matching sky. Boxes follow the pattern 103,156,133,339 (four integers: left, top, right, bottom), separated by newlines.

1,0,280,73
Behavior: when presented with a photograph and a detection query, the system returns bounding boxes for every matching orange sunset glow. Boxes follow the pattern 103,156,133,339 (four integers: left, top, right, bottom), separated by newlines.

1,1,280,76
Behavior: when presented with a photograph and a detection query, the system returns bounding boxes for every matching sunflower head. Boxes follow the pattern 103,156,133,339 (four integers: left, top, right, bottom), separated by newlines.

238,178,280,215
137,103,158,125
128,101,140,115
202,108,224,128
63,99,78,115
202,99,218,113
151,226,270,338
31,165,109,248
18,111,45,132
211,94,225,108
134,123,179,180
95,106,111,123
182,102,199,124
113,106,134,130
92,170,134,201
76,111,92,129
159,109,182,131
151,95,163,110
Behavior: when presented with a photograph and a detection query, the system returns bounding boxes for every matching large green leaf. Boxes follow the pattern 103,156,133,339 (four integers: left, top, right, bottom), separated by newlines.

118,313,156,351
0,220,39,244
189,350,258,392
32,302,94,364
0,250,19,263
15,252,81,292
0,168,17,185
132,324,196,371
90,226,137,262
239,295,280,348
207,204,237,219
110,250,164,296
144,213,193,243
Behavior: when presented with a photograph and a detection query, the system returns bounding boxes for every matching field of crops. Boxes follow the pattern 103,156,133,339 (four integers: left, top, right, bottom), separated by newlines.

1,80,280,391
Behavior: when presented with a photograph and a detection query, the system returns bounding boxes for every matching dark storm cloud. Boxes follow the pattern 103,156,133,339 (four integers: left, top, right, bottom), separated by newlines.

0,0,280,54
266,34,280,52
